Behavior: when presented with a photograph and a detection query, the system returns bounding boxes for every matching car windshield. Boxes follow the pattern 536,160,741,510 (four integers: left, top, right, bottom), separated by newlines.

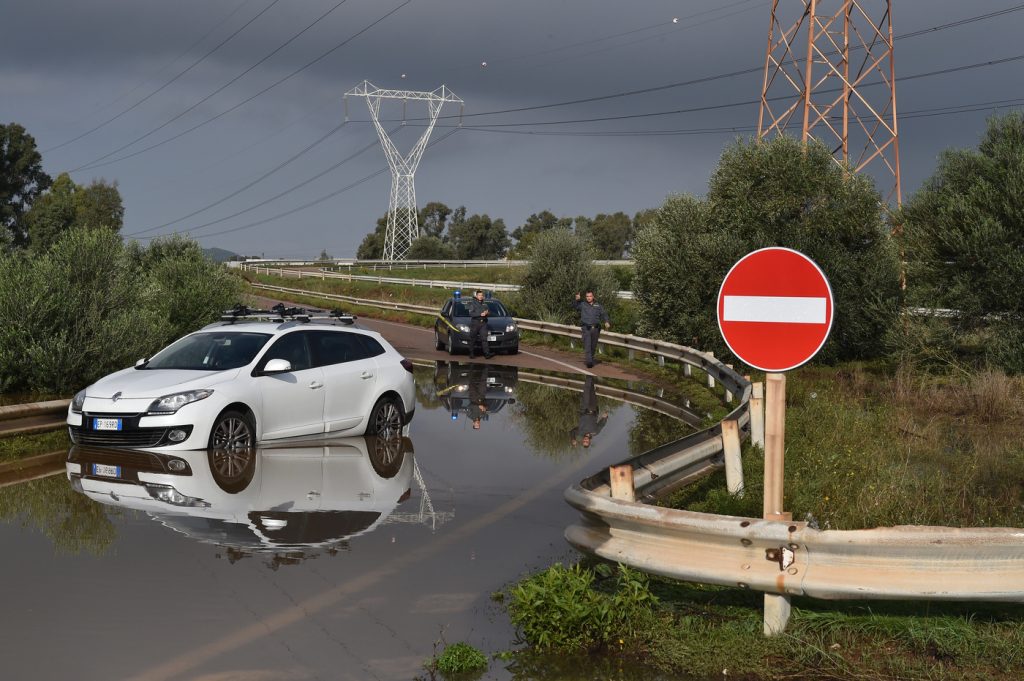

452,300,509,317
144,332,272,371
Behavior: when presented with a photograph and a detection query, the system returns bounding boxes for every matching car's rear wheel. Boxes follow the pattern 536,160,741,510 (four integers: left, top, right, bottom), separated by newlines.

208,409,255,450
434,329,445,351
366,396,403,437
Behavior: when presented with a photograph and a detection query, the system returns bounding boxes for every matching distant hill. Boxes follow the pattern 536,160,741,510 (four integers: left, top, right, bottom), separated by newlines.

203,247,239,263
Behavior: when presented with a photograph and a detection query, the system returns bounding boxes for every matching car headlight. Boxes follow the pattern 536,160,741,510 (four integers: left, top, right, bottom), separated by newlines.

71,389,87,413
457,324,470,333
506,323,517,333
143,483,210,508
147,389,213,415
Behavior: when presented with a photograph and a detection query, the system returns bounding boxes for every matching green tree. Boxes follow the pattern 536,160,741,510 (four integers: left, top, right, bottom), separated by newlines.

447,212,510,259
418,201,452,238
509,210,573,257
74,178,123,231
633,136,901,362
900,112,1024,372
578,211,633,259
0,122,52,248
24,173,77,253
357,215,387,259
24,173,124,252
407,234,456,259
517,228,619,323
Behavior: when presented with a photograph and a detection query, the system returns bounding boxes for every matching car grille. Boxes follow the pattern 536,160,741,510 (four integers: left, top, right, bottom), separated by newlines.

71,428,169,447
70,411,171,448
68,445,189,474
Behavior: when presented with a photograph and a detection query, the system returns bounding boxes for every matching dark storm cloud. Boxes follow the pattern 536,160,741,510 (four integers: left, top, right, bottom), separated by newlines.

2,0,1022,257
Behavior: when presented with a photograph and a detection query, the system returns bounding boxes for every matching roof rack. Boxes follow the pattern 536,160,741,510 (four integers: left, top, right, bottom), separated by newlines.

216,303,357,326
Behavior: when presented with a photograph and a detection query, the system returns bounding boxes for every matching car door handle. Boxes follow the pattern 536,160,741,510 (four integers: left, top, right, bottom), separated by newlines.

309,381,324,389
360,371,374,379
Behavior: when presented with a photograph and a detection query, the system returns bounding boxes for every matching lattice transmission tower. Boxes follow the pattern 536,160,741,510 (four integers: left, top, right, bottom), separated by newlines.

345,81,463,261
757,0,901,204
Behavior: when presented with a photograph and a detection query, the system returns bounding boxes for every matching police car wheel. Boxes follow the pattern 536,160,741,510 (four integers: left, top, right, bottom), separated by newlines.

434,329,445,351
508,344,519,355
447,336,458,355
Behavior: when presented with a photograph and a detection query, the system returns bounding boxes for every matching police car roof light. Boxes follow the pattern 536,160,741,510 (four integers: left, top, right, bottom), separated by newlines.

453,290,461,300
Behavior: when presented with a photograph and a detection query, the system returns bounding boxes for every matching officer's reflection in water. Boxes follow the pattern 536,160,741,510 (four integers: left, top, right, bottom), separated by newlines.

468,364,489,430
570,375,608,448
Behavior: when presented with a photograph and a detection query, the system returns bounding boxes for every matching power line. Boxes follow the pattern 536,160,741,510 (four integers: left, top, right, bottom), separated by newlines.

126,120,350,236
69,0,354,172
417,2,1024,123
44,0,282,154
72,0,413,173
140,128,460,242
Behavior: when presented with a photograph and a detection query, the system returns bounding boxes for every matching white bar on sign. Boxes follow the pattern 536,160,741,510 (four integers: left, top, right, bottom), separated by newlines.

723,296,826,324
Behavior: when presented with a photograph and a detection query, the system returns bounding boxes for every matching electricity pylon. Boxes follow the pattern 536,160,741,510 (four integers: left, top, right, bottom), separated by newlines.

345,81,463,260
757,0,901,205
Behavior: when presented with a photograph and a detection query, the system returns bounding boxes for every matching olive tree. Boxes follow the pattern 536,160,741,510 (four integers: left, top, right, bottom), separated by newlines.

633,136,901,363
900,113,1024,373
516,228,618,324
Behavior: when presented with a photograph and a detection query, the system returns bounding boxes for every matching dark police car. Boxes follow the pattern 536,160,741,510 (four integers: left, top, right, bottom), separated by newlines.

433,291,519,355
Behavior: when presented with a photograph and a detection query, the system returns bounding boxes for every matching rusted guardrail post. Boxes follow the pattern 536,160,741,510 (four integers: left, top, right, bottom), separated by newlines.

707,352,716,389
724,364,734,402
721,418,743,497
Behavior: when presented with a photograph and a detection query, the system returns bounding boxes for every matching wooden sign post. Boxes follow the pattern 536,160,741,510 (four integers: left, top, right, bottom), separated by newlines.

717,248,834,636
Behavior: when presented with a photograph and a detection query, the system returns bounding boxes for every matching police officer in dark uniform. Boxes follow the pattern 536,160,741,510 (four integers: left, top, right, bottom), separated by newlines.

570,376,608,448
467,363,489,429
466,289,493,360
572,290,610,368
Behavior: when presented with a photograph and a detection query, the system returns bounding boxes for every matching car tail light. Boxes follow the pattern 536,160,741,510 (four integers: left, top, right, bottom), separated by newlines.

400,358,414,373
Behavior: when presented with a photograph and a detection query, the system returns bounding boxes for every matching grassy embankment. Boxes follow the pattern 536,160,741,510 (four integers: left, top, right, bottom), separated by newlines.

508,364,1024,680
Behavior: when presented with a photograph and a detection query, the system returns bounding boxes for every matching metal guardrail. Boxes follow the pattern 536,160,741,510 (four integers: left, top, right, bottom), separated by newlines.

241,264,635,300
236,258,634,269
0,399,69,422
214,278,1024,602
247,282,717,375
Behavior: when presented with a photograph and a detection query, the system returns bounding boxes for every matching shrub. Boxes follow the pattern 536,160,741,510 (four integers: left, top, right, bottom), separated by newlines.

508,562,658,652
516,229,619,324
900,112,1024,373
633,136,902,363
0,230,241,394
431,642,488,675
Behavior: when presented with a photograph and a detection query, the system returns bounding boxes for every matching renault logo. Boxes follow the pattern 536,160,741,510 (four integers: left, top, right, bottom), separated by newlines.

111,392,122,402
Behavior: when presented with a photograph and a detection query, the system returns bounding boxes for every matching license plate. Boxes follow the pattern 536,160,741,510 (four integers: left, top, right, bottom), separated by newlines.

487,335,497,342
93,417,122,431
92,463,121,477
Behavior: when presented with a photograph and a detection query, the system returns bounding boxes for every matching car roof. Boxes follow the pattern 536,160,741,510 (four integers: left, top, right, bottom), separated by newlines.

197,321,381,338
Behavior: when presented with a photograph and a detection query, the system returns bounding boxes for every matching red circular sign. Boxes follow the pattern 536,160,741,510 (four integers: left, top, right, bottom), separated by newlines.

717,247,834,372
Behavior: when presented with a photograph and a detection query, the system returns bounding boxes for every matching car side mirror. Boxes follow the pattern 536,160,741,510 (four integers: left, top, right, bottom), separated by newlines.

262,358,292,375
134,358,148,369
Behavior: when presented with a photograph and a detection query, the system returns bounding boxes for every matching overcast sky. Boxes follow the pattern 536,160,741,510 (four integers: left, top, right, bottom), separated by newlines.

3,0,1022,258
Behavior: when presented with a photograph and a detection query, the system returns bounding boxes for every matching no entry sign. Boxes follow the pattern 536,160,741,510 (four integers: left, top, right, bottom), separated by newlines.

717,247,834,372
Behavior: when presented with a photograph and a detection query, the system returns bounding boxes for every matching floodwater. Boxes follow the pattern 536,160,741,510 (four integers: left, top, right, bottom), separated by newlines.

0,362,698,681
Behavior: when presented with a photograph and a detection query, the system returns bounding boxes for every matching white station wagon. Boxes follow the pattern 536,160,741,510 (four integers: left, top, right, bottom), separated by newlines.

67,314,416,451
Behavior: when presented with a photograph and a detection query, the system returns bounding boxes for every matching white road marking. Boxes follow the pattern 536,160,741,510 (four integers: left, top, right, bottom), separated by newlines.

722,295,827,324
521,349,594,376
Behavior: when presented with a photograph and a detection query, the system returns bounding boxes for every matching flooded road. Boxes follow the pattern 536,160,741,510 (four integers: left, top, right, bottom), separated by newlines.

0,362,695,681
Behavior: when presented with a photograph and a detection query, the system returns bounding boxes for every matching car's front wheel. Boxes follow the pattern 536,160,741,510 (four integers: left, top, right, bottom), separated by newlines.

447,335,458,355
208,409,256,450
366,396,403,436
508,344,519,355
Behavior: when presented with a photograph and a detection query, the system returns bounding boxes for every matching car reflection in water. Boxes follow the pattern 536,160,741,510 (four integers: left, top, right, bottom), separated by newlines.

65,434,420,565
433,361,518,430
